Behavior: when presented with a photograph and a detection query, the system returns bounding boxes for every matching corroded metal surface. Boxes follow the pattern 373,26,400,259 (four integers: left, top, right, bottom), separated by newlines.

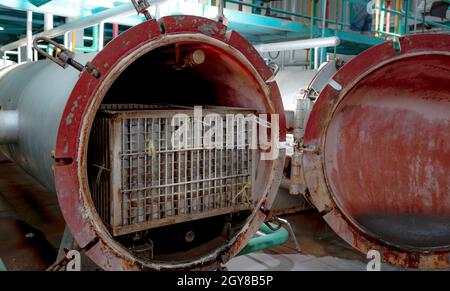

303,34,450,269
90,107,256,236
53,16,286,270
0,15,286,271
288,61,338,196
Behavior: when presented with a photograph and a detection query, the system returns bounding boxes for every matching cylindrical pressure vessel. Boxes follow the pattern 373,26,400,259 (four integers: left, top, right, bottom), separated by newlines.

0,16,286,271
302,34,450,269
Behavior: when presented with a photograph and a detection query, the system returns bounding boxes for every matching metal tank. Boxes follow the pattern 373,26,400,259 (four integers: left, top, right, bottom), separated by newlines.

0,15,286,271
301,34,450,269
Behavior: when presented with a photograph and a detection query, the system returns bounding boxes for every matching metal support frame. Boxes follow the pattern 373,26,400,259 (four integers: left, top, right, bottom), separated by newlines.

1,0,448,56
373,0,449,37
1,0,396,57
1,3,137,53
76,25,99,53
224,0,448,54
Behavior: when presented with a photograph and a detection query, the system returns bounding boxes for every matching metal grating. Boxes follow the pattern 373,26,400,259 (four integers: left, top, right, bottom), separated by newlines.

89,106,256,236
89,116,112,227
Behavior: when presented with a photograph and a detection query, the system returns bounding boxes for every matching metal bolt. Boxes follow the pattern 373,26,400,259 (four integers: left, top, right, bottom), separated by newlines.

132,0,152,20
184,50,206,67
185,231,195,243
190,50,206,65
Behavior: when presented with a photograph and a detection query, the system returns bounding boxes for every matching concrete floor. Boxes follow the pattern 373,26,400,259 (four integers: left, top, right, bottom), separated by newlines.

0,160,64,270
0,159,405,271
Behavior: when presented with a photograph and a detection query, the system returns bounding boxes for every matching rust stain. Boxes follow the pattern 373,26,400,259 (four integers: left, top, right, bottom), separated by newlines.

52,14,286,271
199,23,220,37
302,34,450,269
174,15,186,27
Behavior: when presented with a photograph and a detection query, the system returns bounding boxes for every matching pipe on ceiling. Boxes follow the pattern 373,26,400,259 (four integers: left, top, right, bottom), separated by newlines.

254,36,340,53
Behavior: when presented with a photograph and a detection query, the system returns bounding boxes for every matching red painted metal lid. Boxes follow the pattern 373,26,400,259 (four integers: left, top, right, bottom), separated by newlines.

303,34,450,269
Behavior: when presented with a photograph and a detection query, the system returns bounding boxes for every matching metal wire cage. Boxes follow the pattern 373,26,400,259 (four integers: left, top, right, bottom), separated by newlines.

88,105,257,236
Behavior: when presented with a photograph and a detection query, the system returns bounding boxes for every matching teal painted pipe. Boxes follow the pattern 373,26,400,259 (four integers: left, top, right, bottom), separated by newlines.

238,223,289,256
226,0,350,28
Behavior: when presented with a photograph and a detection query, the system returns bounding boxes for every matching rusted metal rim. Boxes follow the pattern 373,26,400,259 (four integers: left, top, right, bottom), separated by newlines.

303,34,450,269
53,16,286,271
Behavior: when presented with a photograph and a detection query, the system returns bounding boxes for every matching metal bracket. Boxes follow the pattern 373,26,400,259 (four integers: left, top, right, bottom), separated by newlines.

215,0,228,24
264,216,301,253
260,205,302,253
265,62,280,84
47,226,99,271
392,37,402,53
275,217,302,253
132,0,152,20
33,37,100,79
302,145,319,154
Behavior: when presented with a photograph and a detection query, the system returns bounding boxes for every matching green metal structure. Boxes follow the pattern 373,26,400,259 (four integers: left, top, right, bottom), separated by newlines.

223,0,450,55
2,1,449,58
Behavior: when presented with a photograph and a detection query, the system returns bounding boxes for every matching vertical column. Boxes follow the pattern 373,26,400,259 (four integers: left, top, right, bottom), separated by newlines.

113,23,119,39
99,22,105,51
44,13,53,55
26,11,33,62
44,13,53,31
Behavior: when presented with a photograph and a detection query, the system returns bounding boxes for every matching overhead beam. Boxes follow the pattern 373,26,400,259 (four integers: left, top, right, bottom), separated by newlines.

0,14,64,26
